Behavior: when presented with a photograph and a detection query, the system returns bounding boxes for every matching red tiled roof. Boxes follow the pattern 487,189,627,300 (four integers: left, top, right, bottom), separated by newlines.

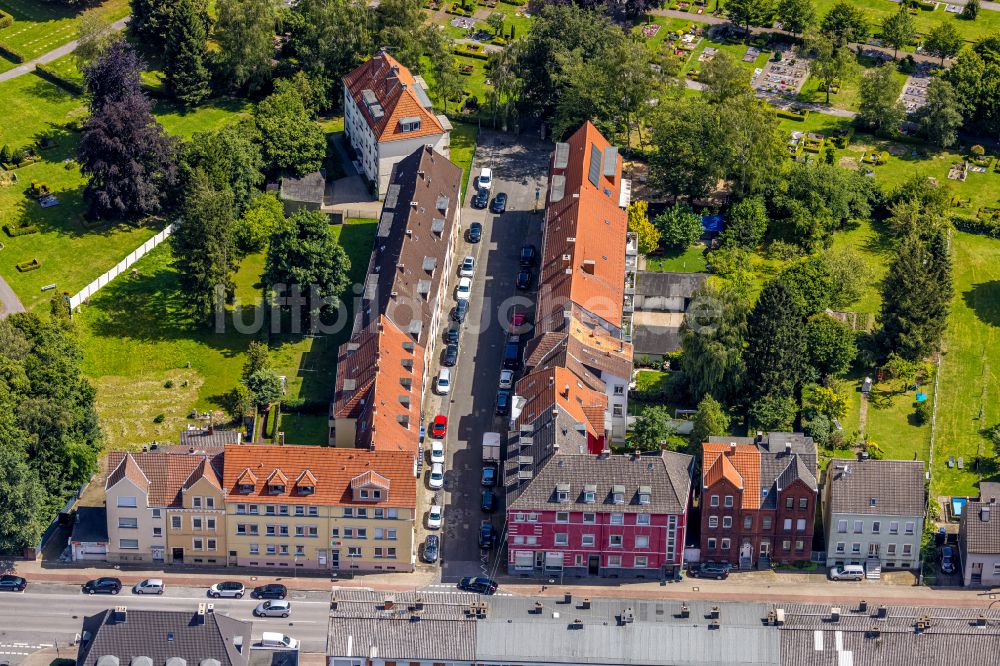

182,458,221,491
514,365,608,438
222,445,415,509
106,452,222,508
351,470,391,490
537,121,627,329
703,443,761,509
343,50,445,143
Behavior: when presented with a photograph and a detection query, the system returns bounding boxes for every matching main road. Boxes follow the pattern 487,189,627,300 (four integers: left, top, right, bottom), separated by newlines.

0,584,331,660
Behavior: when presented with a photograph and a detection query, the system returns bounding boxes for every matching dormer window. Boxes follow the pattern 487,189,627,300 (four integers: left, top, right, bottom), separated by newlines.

266,468,288,495
236,468,258,494
399,117,421,133
583,484,596,504
556,482,570,503
612,484,625,505
350,471,390,503
296,469,317,495
240,483,254,494
638,485,651,505
268,483,285,495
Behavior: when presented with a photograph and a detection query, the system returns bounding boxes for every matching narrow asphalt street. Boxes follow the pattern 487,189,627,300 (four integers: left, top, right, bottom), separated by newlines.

434,128,551,584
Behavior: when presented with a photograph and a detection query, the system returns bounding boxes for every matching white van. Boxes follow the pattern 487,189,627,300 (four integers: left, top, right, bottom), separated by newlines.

478,167,493,191
260,632,300,649
829,565,865,581
133,578,164,595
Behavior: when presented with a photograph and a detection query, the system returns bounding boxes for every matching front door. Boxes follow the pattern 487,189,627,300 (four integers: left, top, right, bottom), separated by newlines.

172,548,184,563
760,540,771,556
331,549,340,569
534,551,545,569
588,555,600,575
741,541,753,560
152,546,164,562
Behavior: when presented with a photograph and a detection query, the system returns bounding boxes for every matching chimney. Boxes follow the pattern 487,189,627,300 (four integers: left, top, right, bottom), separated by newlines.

680,604,690,618
982,505,991,522
195,603,206,625
784,442,792,455
563,384,570,397
859,600,868,613
207,423,214,435
830,607,841,623
113,605,127,624
728,442,737,456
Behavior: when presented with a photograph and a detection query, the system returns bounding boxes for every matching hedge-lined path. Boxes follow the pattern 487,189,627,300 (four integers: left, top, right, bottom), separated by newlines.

0,15,128,83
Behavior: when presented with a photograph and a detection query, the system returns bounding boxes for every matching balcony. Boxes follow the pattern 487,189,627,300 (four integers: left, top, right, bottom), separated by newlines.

626,232,638,257
624,272,636,296
623,294,634,314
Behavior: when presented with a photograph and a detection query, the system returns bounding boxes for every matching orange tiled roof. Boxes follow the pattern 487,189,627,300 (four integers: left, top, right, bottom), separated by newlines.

222,444,415,509
183,457,221,491
703,443,761,509
704,453,744,490
514,365,608,438
296,469,318,486
343,50,445,144
351,470,391,490
537,121,627,329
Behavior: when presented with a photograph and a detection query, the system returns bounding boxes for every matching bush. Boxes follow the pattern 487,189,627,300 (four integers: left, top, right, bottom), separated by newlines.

914,400,931,425
0,42,25,63
279,398,330,415
971,144,985,157
15,258,41,272
164,380,175,389
953,216,1000,238
453,47,489,60
776,108,808,122
897,55,917,74
0,10,12,29
153,413,166,423
5,225,39,237
34,64,84,95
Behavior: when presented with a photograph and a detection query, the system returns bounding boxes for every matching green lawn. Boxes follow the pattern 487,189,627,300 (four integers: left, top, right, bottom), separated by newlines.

152,97,253,138
631,15,699,50
450,120,478,199
644,243,709,273
0,72,85,152
812,0,1000,45
276,412,329,445
795,55,907,113
0,0,129,65
682,36,772,78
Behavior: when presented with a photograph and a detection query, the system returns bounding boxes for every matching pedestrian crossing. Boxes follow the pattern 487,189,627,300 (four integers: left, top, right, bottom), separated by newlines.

421,584,512,596
0,642,53,655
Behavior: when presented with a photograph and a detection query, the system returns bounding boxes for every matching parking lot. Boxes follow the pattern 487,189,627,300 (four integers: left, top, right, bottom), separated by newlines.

416,129,551,583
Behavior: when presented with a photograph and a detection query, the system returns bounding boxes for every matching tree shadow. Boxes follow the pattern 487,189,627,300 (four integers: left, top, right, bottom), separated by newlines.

963,281,1000,327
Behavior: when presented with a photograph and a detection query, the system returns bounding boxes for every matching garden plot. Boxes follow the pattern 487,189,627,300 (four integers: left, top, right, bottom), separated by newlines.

752,48,810,96
899,70,932,114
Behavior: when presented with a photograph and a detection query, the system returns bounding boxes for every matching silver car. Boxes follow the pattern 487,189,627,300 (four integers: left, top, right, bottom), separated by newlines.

254,600,291,618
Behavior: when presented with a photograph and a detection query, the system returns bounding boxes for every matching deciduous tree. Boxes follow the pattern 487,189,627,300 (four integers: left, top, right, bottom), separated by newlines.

630,405,676,451
820,1,870,50
0,446,46,554
805,314,856,379
944,35,1000,136
725,0,775,43
721,195,768,249
880,7,915,61
243,340,272,381
701,50,751,104
254,80,326,175
679,283,748,405
778,255,834,316
776,0,816,36
857,65,905,137
236,192,285,255
655,203,704,249
689,394,730,447
924,21,963,66
245,369,283,408
627,200,661,254
75,7,122,69
806,30,853,105
182,119,264,215
916,78,963,148
214,0,279,93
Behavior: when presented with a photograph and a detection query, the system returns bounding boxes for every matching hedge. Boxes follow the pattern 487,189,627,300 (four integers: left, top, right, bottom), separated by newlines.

280,398,329,415
776,109,808,122
16,259,41,272
34,65,84,95
453,47,489,60
0,42,25,63
4,224,39,237
0,10,12,29
953,217,1000,239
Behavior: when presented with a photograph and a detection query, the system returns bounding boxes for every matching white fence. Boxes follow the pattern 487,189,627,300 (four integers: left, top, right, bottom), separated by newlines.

68,223,176,311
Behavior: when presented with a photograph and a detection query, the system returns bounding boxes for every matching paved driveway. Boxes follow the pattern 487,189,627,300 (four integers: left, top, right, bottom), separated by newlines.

433,129,552,583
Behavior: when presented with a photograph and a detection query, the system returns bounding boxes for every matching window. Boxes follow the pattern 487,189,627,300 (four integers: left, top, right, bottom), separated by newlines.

118,517,138,529
905,522,915,535
610,513,624,525
852,543,861,554
614,385,625,396
795,540,804,551
357,508,368,518
331,528,340,538
205,497,214,509
207,518,216,530
374,508,384,519
710,495,719,507
249,505,258,515
555,533,569,546
151,509,161,518
785,497,794,510
902,544,912,555
512,536,524,545
193,496,202,508
993,563,1000,575
872,521,881,534
117,496,137,508
266,525,277,537
192,517,203,530
837,519,848,534
265,505,277,516
584,490,596,504
356,528,367,539
799,497,808,510
295,506,305,516
556,512,569,523
249,543,259,555
762,517,772,530
836,542,845,553
525,536,538,545
707,538,717,550
889,521,899,535
634,556,648,568
295,545,305,556
636,514,651,526
119,539,139,550
709,516,719,528
279,505,289,516
582,534,595,547
295,526,305,538
343,508,354,518
348,547,362,558
267,544,277,555
343,528,354,539
171,516,181,529
583,513,596,524
853,520,863,534
721,538,730,550
724,496,734,508
386,547,396,558
207,539,216,551
722,516,733,529
744,516,753,529
635,535,649,549
279,544,289,555
796,518,806,532
783,518,792,531
782,540,791,551
514,513,525,522
193,539,204,550
309,506,319,517
153,527,162,537
609,535,623,547
528,513,538,522
400,118,421,132
607,555,622,567
612,404,624,417
887,543,897,555
236,504,247,515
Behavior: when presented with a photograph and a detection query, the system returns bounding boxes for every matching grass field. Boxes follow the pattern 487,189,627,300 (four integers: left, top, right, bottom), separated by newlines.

795,56,907,113
644,243,709,273
0,0,129,65
812,0,1000,45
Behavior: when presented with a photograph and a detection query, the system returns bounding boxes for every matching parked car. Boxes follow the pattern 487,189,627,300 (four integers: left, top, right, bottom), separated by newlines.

687,563,730,580
252,583,288,600
431,414,448,439
445,326,461,345
429,462,445,489
208,581,245,598
427,505,443,530
254,600,291,618
472,187,489,209
443,343,459,367
260,633,299,649
133,578,164,595
458,576,498,595
829,565,865,581
467,222,482,243
941,545,956,574
423,534,440,563
516,270,533,291
495,389,511,416
481,490,496,513
460,256,475,278
456,276,473,300
0,575,27,592
430,440,445,465
519,245,537,268
502,342,520,370
482,463,498,487
435,368,452,395
498,369,514,389
490,192,508,214
479,523,496,549
83,577,122,595
478,167,493,191
451,300,469,323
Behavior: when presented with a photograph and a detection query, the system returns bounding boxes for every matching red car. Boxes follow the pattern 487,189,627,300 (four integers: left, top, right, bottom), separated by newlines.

431,415,448,439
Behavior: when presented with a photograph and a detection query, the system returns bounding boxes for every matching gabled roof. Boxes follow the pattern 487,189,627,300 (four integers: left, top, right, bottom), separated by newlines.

342,50,445,143
106,452,222,508
776,453,819,493
703,443,761,508
703,433,818,510
222,445,414,508
514,365,608,439
296,469,318,486
235,468,257,486
537,121,628,330
266,468,288,485
826,459,924,516
350,470,390,490
704,453,743,490
182,457,221,491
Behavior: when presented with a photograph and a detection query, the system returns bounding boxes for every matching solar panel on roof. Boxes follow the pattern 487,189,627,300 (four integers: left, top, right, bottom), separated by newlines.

553,142,570,169
362,89,378,105
603,146,618,176
377,213,394,237
384,184,400,209
588,144,602,187
550,174,566,202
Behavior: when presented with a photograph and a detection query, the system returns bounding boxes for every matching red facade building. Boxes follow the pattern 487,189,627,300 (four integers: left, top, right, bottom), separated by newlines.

700,433,818,569
506,451,693,579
